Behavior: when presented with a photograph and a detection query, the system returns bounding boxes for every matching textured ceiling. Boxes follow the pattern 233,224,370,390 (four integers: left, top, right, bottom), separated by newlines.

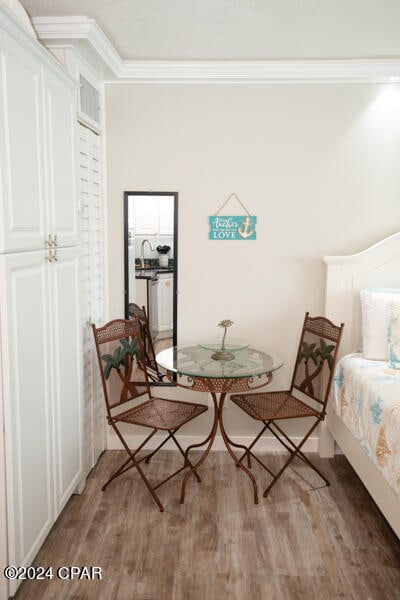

19,0,400,61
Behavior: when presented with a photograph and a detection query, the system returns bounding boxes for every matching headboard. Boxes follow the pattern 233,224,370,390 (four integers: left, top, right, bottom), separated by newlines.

323,232,400,358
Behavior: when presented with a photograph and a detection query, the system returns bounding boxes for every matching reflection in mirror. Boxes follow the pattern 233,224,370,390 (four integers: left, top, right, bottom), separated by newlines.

124,192,178,384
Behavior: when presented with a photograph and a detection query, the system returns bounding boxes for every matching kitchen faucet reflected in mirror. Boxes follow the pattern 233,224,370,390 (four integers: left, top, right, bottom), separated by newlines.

124,192,178,382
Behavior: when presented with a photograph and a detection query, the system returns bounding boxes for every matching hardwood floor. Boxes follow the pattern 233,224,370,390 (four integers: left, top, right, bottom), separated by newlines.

154,337,173,354
13,451,400,600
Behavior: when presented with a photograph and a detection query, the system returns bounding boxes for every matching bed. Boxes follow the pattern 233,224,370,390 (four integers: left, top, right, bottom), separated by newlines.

321,232,400,539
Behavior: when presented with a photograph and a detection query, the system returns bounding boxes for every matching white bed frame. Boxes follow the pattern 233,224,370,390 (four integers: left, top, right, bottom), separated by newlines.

321,232,400,539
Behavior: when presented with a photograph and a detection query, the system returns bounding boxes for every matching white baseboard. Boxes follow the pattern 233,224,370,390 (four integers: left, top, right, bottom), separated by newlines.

107,431,320,453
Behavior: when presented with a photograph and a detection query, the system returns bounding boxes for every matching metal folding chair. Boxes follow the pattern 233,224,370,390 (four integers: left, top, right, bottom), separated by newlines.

230,313,344,497
92,318,208,511
128,302,167,383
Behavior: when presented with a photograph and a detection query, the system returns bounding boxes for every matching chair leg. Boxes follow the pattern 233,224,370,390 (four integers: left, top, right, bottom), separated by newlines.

262,419,321,498
102,428,158,491
142,427,202,471
103,424,206,510
271,420,330,486
235,422,270,468
169,431,202,483
105,425,164,512
143,431,175,463
295,449,330,486
149,431,205,491
243,449,275,478
101,455,134,488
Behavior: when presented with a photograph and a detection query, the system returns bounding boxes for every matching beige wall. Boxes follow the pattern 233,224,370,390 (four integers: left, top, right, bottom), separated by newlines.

105,82,400,437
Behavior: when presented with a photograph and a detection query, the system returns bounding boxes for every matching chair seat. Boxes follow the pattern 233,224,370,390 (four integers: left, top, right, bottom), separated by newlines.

116,397,208,430
230,390,319,421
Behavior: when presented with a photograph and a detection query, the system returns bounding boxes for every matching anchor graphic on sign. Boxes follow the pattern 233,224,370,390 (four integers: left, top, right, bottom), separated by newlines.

238,216,255,239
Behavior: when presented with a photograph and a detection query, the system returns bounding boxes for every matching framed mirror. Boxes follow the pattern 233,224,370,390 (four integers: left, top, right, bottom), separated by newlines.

124,192,178,383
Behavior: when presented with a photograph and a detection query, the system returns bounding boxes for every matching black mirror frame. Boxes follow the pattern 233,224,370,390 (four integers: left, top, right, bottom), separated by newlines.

123,191,178,353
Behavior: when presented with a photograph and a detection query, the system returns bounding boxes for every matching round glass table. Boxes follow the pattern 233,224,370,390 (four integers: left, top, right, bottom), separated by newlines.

156,344,284,504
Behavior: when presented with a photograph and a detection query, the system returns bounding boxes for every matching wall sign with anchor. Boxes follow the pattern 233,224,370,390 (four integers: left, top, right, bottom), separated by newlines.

209,193,257,240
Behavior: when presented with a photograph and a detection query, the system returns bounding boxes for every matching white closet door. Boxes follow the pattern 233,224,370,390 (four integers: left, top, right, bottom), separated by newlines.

0,251,53,589
50,246,83,514
79,125,104,478
0,30,46,252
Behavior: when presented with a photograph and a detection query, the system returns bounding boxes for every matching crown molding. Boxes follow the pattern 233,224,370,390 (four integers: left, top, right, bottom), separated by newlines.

118,58,400,83
32,16,400,84
32,16,123,77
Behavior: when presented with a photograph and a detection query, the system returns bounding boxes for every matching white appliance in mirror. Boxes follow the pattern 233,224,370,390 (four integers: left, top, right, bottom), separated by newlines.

124,192,178,365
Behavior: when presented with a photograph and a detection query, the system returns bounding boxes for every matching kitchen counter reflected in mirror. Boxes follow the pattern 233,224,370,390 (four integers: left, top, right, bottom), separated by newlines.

124,192,178,384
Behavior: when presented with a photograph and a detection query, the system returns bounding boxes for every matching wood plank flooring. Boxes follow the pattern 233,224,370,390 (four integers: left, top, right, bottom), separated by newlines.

13,451,400,600
154,337,172,354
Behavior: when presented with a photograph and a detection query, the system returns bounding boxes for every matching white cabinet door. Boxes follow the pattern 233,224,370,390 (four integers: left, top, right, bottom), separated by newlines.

153,274,174,333
134,196,159,235
0,28,78,253
134,196,174,236
1,247,84,593
50,247,83,513
159,196,174,234
158,275,174,332
43,68,78,248
0,251,53,592
0,30,46,253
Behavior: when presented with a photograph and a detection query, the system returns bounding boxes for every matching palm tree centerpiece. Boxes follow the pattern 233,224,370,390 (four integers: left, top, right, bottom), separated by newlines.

211,319,235,361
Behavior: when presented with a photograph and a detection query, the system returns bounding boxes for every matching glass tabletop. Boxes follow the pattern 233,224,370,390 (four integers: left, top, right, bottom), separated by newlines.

156,345,284,379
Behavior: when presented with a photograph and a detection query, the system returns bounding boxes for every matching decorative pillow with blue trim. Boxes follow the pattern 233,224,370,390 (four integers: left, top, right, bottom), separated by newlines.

388,312,400,369
360,288,400,360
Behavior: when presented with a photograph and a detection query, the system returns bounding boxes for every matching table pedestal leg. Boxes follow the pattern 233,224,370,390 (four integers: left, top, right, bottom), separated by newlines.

180,392,219,504
180,391,259,505
218,392,259,505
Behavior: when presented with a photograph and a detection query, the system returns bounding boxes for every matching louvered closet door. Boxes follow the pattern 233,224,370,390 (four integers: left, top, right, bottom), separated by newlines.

79,124,105,478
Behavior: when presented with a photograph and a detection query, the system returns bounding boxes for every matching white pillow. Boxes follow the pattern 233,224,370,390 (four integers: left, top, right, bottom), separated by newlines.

388,312,400,369
360,288,400,360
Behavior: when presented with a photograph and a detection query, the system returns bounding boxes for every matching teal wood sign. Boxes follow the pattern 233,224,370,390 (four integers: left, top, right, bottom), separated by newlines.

209,215,257,240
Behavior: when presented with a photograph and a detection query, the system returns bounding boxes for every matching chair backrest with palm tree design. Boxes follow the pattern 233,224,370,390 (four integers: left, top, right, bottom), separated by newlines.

128,302,166,383
291,313,344,411
92,318,149,416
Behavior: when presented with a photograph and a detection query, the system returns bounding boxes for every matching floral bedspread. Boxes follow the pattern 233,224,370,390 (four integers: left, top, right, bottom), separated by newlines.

332,353,400,497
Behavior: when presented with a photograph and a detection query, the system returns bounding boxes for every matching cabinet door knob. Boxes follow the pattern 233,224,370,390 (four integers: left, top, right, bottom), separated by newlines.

45,234,59,247
45,249,59,262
